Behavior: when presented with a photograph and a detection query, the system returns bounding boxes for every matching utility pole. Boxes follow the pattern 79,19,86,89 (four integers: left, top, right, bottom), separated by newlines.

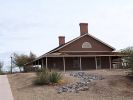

11,56,13,74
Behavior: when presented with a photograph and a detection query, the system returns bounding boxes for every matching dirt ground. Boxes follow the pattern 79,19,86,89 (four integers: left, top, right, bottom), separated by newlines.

8,69,133,100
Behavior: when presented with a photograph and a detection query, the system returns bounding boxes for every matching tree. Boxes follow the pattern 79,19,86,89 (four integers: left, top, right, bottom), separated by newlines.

13,52,36,72
121,46,133,76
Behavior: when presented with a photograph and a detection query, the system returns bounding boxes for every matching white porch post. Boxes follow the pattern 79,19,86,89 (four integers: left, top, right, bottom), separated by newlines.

63,57,66,72
46,57,48,69
95,56,97,70
79,57,82,71
109,56,112,70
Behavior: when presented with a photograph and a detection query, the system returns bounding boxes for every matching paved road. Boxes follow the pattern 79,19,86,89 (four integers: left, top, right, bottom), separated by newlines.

0,75,14,100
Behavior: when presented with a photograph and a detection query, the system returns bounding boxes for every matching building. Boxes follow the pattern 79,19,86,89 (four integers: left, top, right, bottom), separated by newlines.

25,23,122,71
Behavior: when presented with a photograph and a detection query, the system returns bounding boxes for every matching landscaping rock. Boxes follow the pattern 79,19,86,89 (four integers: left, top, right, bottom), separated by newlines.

56,72,104,93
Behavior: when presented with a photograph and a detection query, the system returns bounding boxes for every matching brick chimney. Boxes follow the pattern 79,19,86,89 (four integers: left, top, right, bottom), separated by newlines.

79,23,88,36
59,36,65,46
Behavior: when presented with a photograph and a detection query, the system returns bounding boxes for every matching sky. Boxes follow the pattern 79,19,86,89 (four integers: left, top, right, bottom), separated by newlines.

0,0,133,70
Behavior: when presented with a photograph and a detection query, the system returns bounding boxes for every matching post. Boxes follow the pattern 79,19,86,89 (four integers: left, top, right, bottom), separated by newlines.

46,57,48,69
95,56,97,70
41,59,44,69
79,57,82,71
109,56,112,70
10,56,13,74
63,57,65,72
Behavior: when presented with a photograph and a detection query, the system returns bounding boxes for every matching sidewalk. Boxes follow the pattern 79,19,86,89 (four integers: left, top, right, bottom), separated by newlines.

0,75,14,100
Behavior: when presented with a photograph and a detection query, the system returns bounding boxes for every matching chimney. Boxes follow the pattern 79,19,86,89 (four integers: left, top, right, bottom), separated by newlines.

79,23,88,36
59,36,65,46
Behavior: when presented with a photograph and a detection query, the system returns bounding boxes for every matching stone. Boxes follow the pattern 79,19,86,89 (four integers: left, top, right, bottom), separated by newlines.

56,72,103,93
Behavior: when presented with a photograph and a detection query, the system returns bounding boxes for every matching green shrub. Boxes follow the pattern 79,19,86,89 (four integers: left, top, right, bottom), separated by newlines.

49,71,62,83
34,68,50,85
33,68,62,85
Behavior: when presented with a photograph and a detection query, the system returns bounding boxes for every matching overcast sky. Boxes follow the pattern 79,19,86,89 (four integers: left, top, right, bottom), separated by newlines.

0,0,133,69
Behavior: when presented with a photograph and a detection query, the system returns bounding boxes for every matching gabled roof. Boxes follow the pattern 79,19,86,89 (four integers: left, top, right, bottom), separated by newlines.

35,33,115,60
25,33,116,65
47,33,115,54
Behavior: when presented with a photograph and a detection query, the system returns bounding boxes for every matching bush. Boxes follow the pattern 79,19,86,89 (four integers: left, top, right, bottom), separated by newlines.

34,68,62,85
34,68,50,85
50,71,62,83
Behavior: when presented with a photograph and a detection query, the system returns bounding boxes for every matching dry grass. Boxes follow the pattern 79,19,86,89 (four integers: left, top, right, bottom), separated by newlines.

8,69,133,100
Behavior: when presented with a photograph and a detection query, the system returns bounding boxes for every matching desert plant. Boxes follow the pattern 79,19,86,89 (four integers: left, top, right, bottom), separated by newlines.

49,71,62,83
34,68,62,85
34,68,50,85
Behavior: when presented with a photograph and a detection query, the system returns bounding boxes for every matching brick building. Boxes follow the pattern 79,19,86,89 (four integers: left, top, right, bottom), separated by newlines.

25,23,122,71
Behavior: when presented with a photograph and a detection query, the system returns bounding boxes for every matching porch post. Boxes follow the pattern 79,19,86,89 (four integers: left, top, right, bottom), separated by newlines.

95,56,97,70
109,56,112,70
79,57,82,71
46,57,48,69
63,57,66,72
38,60,40,69
41,59,44,69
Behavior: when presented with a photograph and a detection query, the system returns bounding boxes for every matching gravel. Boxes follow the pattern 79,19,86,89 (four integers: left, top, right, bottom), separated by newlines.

56,72,104,93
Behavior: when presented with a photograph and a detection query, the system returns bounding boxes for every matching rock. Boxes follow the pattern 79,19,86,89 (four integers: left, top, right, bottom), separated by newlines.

56,88,63,94
82,86,89,91
56,72,103,93
75,89,79,93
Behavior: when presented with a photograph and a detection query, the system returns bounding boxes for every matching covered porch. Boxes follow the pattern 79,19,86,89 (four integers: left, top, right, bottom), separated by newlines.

25,55,122,72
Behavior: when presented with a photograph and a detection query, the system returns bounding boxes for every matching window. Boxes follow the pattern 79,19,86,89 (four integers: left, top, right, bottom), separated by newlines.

82,42,92,48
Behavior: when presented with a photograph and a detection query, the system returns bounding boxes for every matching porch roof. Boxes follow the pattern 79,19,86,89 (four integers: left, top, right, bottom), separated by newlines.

25,53,123,65
44,54,123,57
